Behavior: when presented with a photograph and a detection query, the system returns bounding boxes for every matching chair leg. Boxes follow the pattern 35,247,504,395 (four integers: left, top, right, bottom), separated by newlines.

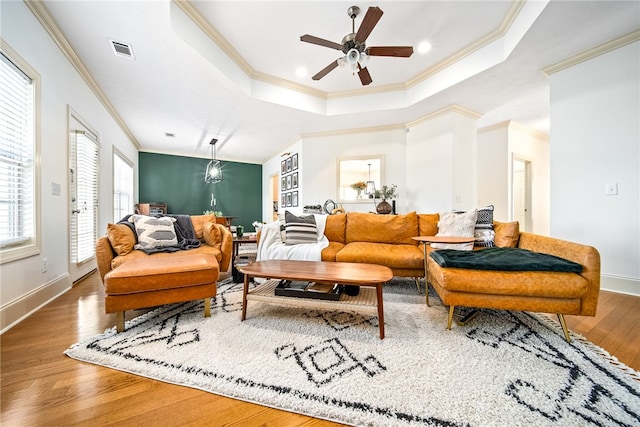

414,277,421,294
557,314,571,343
204,297,211,317
447,305,455,330
116,311,125,333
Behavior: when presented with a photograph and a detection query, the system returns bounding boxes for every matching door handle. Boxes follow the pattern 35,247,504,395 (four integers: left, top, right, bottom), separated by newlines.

72,209,81,214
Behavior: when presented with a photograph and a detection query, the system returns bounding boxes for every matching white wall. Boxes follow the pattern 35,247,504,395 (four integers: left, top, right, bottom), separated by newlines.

406,110,478,213
1,2,139,332
550,41,639,295
300,128,407,213
477,123,510,220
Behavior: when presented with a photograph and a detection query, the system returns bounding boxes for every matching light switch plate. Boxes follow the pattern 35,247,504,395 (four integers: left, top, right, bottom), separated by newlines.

605,183,618,196
51,182,61,196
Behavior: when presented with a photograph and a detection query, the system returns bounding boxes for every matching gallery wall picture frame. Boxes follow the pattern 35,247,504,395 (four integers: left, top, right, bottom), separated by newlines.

281,176,286,190
292,191,298,207
292,153,298,170
286,157,292,172
292,172,298,189
286,175,292,190
281,193,286,207
281,160,286,174
286,192,292,207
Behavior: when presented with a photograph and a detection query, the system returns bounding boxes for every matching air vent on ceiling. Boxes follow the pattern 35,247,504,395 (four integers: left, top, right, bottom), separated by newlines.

110,40,135,59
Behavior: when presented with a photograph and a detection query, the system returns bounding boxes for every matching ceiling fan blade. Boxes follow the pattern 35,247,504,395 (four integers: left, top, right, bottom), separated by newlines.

300,34,343,50
355,6,383,44
367,46,414,58
312,60,339,81
358,66,372,86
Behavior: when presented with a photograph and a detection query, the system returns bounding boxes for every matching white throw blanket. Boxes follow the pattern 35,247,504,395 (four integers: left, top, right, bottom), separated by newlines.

257,214,329,261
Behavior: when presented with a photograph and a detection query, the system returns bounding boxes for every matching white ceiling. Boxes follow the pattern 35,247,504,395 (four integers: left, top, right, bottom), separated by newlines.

40,1,639,164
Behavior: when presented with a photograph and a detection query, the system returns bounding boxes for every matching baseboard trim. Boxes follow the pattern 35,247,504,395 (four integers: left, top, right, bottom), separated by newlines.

1,274,72,334
600,274,640,297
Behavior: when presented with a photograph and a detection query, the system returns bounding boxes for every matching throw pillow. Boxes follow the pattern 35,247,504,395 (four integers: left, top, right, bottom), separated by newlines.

473,205,496,247
284,211,317,245
431,209,477,250
494,221,520,248
202,221,222,247
107,223,136,256
129,215,178,250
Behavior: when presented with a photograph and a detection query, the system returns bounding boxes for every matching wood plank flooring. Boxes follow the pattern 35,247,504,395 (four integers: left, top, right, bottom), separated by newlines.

2,271,638,426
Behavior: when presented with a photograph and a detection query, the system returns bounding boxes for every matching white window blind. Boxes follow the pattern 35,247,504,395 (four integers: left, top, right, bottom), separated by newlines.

70,130,98,264
0,52,35,253
113,151,133,222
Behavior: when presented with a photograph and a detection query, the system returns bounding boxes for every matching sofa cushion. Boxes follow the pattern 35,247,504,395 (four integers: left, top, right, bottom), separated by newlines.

203,221,222,247
321,241,345,262
324,213,346,243
105,254,219,295
107,223,136,256
129,215,178,250
429,263,588,299
418,213,439,236
345,211,418,245
191,214,217,240
431,210,477,250
285,211,317,245
336,242,424,269
111,244,223,269
494,221,520,248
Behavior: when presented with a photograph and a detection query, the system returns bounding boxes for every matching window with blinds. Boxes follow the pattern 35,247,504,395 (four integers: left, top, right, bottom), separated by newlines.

0,49,40,264
70,130,99,264
113,150,133,222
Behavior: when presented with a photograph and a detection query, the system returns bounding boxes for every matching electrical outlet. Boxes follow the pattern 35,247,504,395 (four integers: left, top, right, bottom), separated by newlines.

605,183,618,196
41,258,47,273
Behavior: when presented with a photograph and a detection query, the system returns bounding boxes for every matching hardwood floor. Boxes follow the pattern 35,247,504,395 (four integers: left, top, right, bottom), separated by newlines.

2,272,638,426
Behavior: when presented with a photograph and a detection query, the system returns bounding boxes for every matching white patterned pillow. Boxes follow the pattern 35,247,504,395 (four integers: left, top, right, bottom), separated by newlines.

129,215,178,250
431,209,477,250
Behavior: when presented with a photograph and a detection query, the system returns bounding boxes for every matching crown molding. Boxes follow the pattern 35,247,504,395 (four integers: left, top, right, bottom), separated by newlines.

406,1,525,89
24,0,140,149
478,120,548,140
177,0,530,103
541,30,640,76
406,105,483,128
301,123,406,140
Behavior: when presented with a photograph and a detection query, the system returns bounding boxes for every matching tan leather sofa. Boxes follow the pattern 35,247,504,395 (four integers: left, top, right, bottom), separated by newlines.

428,231,600,342
95,214,232,332
319,211,600,341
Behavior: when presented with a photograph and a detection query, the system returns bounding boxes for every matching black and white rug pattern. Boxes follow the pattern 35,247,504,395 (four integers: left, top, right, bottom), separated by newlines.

66,279,640,427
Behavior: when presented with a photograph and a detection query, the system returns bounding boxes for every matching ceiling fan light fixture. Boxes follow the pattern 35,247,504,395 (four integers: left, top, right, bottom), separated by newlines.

358,52,369,67
346,48,360,65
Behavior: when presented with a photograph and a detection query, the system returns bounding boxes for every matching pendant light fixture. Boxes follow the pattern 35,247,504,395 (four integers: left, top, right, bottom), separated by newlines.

205,138,223,183
365,163,376,195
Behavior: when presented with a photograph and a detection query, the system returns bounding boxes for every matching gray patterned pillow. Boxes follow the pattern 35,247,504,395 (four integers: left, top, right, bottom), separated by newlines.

284,211,317,245
129,215,178,250
473,205,496,247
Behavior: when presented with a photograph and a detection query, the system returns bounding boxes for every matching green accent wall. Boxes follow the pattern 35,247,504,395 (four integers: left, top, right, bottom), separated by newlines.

139,152,262,230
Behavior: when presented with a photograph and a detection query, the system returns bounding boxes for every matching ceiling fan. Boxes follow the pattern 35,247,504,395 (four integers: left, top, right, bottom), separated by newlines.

300,5,414,86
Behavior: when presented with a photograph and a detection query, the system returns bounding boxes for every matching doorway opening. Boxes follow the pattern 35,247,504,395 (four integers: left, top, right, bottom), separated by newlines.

512,157,531,232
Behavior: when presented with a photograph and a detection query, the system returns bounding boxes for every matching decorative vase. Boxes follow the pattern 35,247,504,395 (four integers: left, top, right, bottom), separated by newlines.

376,200,392,215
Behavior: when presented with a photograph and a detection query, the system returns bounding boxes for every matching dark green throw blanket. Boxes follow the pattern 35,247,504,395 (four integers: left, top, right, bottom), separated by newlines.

430,247,583,272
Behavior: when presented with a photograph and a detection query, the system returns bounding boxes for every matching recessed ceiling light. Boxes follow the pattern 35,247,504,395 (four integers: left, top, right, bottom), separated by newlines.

417,41,432,54
295,67,307,78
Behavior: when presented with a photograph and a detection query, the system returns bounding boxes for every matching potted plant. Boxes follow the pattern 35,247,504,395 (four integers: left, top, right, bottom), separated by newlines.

374,184,398,214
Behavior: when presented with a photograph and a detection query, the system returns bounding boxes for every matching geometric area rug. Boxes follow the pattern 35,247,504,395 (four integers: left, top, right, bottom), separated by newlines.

65,280,640,427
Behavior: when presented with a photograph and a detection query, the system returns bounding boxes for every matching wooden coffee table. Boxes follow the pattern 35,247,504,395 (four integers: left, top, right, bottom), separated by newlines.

238,260,393,339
